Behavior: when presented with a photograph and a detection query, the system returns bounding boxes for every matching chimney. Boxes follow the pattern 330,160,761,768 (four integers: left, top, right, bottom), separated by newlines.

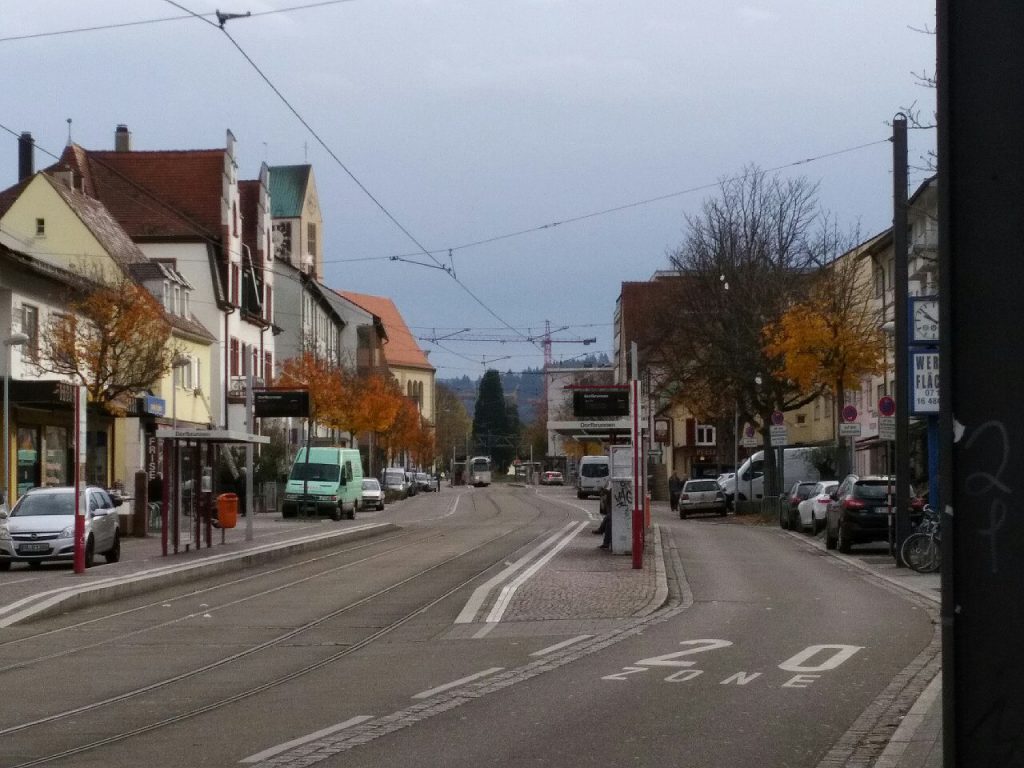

115,124,132,152
18,132,34,181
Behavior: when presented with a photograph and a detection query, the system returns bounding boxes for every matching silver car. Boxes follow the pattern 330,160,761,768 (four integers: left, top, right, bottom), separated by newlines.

678,479,728,518
0,486,122,570
361,478,385,511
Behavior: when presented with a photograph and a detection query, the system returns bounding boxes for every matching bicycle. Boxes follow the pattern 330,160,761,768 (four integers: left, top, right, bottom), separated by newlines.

901,504,941,573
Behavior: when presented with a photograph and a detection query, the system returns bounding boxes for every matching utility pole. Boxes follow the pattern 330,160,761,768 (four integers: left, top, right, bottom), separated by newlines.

892,115,911,566
939,2,1024,764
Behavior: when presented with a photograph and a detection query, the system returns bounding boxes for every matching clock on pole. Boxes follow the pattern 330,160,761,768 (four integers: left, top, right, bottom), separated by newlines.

911,296,939,344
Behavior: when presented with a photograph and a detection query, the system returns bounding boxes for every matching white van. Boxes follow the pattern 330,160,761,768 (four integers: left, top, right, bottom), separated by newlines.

282,447,364,520
576,455,610,499
719,447,821,503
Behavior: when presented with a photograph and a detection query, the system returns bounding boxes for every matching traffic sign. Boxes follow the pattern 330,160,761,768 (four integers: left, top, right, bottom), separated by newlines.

771,410,785,426
842,404,858,423
878,396,896,417
879,416,896,441
770,424,788,446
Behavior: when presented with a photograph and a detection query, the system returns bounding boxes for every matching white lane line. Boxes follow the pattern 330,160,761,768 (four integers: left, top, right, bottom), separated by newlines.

454,522,577,624
239,715,374,763
532,487,599,520
412,668,504,700
472,623,497,639
486,521,588,623
420,492,463,522
530,634,593,657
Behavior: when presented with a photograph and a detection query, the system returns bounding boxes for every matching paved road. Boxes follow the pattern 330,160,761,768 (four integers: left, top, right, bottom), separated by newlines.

0,484,937,767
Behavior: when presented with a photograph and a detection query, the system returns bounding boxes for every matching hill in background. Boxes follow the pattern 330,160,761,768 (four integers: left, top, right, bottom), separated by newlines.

438,354,611,426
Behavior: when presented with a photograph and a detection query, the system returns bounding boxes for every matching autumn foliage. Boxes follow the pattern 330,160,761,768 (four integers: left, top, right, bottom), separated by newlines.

764,253,885,399
36,275,174,414
277,352,354,431
277,356,433,463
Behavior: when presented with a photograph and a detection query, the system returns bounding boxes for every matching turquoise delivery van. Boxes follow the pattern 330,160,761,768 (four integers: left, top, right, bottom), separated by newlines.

282,447,364,520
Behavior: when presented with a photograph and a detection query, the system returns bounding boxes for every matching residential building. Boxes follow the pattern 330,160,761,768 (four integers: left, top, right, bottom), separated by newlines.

335,291,435,468
0,165,214,503
48,125,273,431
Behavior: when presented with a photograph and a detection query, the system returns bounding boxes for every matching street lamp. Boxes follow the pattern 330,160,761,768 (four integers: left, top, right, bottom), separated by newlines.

3,332,30,509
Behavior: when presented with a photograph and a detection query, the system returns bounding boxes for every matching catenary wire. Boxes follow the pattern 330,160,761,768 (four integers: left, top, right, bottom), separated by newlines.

0,1,358,43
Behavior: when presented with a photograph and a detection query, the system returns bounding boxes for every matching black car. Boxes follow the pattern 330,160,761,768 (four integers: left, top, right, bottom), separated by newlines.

824,475,923,553
780,480,819,530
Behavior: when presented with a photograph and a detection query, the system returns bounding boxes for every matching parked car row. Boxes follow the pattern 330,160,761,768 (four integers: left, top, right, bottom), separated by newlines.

779,474,924,553
824,475,924,553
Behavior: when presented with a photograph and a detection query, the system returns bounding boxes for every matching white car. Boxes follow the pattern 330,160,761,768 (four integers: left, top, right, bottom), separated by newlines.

0,486,122,570
797,480,839,534
360,478,385,511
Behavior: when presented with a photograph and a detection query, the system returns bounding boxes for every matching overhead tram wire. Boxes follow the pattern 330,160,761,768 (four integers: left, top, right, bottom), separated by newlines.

161,2,538,351
0,1,359,44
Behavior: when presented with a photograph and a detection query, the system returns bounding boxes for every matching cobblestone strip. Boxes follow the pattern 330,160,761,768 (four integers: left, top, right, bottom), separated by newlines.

814,586,942,767
250,523,694,768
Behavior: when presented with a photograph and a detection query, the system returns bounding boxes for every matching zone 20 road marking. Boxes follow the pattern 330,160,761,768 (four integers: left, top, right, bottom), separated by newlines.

602,638,862,689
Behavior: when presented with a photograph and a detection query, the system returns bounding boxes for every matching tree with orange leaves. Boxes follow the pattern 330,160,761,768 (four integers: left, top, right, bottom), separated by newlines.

277,352,353,435
378,398,422,463
35,275,174,415
764,250,884,474
411,416,436,469
347,374,403,435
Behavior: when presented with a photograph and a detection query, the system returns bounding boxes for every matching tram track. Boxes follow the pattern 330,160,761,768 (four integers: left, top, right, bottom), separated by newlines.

1,487,582,768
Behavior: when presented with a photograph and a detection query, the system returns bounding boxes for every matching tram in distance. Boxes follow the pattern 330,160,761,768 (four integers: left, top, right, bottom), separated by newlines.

469,456,492,487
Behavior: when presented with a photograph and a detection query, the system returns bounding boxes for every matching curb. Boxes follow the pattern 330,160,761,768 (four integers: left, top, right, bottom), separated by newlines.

0,522,400,627
635,524,668,617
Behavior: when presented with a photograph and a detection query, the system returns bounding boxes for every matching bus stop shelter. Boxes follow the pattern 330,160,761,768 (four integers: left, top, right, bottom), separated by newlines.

153,428,269,556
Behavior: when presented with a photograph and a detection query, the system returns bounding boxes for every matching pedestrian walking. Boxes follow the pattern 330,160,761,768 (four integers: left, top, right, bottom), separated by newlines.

669,472,682,512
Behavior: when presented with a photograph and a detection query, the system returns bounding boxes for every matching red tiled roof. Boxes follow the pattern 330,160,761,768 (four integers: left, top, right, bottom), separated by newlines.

50,145,226,240
334,290,433,371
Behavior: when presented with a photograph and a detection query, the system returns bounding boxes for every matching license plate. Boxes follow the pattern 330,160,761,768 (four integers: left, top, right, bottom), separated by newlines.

19,542,49,553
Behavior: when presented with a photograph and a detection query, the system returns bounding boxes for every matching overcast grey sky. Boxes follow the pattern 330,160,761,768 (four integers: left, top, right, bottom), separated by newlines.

2,1,936,380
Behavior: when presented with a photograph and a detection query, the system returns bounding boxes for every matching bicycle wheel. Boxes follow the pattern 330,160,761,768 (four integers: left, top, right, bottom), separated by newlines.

902,532,938,573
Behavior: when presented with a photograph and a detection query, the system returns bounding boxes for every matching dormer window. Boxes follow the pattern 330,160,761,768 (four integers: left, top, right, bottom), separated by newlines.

183,290,190,317
163,281,171,311
173,285,181,316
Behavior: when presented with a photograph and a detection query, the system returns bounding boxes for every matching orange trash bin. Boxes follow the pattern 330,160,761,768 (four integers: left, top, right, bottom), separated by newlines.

216,492,238,529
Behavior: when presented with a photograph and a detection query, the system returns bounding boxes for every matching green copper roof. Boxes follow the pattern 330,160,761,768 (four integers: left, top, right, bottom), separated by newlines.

268,165,311,217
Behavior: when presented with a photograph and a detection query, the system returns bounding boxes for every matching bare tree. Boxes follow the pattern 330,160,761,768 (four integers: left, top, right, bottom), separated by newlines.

650,166,848,496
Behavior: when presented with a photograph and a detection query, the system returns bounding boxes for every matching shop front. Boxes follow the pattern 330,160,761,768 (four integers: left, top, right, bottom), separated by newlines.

7,380,114,505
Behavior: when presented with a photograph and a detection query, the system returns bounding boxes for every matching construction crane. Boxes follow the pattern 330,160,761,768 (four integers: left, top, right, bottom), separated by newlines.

538,320,596,368
418,320,596,368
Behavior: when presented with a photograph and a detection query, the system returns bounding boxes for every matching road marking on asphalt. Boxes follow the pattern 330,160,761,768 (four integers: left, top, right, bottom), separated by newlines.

472,623,497,639
454,522,579,624
531,634,593,656
411,668,504,699
532,487,599,520
486,521,588,623
239,715,374,763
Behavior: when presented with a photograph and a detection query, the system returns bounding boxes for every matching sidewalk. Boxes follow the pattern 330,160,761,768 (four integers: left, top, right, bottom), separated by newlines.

0,512,399,627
